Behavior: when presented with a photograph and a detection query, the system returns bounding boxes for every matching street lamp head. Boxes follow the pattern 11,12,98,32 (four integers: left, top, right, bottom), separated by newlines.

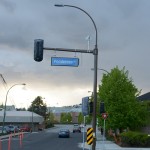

91,68,109,74
54,4,64,7
88,91,92,93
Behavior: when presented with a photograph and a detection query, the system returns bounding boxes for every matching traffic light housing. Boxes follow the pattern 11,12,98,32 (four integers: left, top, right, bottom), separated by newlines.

34,39,44,62
89,101,93,114
100,102,105,114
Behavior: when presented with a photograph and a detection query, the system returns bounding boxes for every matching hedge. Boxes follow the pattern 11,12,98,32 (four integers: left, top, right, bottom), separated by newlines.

120,131,150,147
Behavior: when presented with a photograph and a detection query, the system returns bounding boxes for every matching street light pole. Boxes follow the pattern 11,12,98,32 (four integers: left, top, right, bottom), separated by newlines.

2,83,26,133
31,102,34,132
55,4,98,150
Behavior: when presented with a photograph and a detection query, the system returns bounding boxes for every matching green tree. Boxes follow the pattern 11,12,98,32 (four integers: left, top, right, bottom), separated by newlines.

49,112,55,123
45,111,54,128
85,115,92,124
60,112,72,124
60,113,65,123
98,66,148,131
78,112,84,124
78,112,92,125
67,113,72,123
16,108,26,111
0,104,3,109
28,96,47,119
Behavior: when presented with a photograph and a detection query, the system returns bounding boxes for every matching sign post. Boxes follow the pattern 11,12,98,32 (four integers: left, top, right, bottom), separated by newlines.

82,97,89,150
102,113,108,148
83,116,86,150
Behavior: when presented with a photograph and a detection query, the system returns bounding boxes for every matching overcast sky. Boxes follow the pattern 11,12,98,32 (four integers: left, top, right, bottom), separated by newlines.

0,0,150,108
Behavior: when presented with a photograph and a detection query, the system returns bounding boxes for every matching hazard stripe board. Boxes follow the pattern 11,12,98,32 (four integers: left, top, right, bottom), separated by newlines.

87,127,93,145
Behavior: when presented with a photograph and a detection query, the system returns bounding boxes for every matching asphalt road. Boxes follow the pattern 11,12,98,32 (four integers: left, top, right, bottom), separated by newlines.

1,125,87,150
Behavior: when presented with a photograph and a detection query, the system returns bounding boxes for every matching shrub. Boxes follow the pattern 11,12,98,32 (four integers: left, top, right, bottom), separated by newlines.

121,131,150,147
45,122,54,128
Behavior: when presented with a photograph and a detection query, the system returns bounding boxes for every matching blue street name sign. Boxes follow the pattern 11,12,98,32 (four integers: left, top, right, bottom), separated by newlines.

51,57,79,67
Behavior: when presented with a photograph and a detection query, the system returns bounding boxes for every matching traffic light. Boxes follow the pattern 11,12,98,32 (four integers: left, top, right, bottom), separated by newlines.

34,39,44,62
82,97,89,116
89,101,93,114
100,102,105,114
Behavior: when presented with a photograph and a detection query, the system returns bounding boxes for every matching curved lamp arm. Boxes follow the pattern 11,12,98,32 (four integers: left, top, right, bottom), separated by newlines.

2,83,26,133
54,4,98,53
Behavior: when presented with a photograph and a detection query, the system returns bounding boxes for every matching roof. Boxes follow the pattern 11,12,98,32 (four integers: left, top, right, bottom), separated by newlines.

49,106,82,113
0,110,44,123
137,92,150,101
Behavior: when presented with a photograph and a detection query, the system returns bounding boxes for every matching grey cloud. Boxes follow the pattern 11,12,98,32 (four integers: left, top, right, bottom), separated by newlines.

111,0,141,18
0,0,150,107
0,0,16,12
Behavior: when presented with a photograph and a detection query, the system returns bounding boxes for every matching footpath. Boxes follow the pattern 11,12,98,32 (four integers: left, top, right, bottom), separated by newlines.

81,129,150,150
0,132,22,139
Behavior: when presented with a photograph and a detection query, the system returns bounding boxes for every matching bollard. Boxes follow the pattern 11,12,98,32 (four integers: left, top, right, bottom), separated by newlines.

0,138,2,150
8,135,11,150
19,134,22,148
14,130,15,137
21,131,24,139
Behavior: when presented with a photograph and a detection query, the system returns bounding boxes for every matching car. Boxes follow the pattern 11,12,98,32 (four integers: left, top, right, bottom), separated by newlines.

0,126,11,134
7,125,20,133
20,126,31,132
73,124,79,127
38,127,43,131
58,129,70,138
73,126,81,133
0,126,7,134
80,124,85,128
4,126,11,133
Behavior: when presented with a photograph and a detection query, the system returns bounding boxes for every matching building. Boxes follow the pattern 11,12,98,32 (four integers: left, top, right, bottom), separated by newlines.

137,92,150,102
48,105,82,123
0,109,44,131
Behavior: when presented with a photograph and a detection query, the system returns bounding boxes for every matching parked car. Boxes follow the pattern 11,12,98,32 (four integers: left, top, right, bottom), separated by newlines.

58,129,70,138
20,126,31,132
4,126,11,133
0,126,7,134
7,125,20,133
73,126,81,133
38,127,43,131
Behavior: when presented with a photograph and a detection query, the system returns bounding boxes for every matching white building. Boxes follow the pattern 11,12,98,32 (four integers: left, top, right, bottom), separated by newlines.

0,109,44,131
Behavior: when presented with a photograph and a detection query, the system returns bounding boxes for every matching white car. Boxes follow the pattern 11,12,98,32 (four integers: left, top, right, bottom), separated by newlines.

80,124,84,128
0,126,7,134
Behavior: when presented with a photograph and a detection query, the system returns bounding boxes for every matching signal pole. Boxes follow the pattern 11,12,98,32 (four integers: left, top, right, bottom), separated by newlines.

34,5,98,150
